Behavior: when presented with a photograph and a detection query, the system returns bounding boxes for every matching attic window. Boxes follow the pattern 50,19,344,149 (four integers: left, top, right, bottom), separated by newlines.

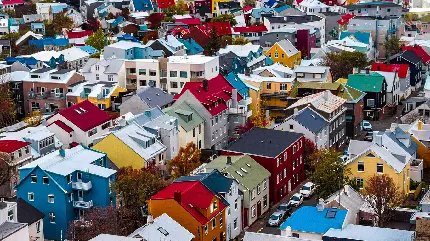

157,227,169,236
187,114,193,122
367,153,375,157
325,210,337,218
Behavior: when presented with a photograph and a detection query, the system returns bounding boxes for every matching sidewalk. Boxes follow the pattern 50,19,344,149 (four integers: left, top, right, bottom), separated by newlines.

244,179,309,233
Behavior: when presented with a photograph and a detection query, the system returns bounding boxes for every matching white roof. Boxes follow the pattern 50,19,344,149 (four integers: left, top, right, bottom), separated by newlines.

21,145,116,178
218,43,261,57
244,232,313,241
324,185,365,215
347,140,372,156
238,74,295,83
167,55,217,64
300,58,323,66
324,224,415,241
253,63,293,77
129,12,149,18
300,0,329,8
59,47,90,62
3,71,30,81
28,51,61,62
277,39,299,57
107,40,145,50
329,37,367,48
409,8,430,12
375,71,396,91
16,31,43,46
294,66,328,74
287,90,346,113
90,234,141,241
24,69,77,84
128,213,194,241
173,14,193,19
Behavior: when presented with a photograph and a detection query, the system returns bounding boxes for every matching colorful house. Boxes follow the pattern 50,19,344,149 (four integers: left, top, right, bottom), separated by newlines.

148,180,227,241
185,22,232,49
399,120,430,168
15,145,116,241
266,39,301,68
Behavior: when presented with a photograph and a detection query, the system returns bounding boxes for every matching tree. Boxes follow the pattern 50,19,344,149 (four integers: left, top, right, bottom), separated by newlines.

309,148,351,198
0,76,16,128
384,37,401,60
147,13,165,29
303,138,317,176
232,36,250,45
163,0,186,22
244,0,256,7
85,18,101,32
221,35,232,47
205,27,221,56
142,31,158,44
168,142,201,179
85,29,106,51
363,174,404,227
211,14,237,26
14,3,37,18
250,98,271,128
24,111,42,127
322,51,369,80
403,13,419,22
45,14,74,37
0,152,12,188
401,111,427,124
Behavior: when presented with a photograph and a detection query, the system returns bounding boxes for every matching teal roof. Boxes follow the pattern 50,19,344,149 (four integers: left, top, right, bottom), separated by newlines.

274,4,291,12
177,38,203,55
347,72,385,92
225,72,249,99
339,31,371,45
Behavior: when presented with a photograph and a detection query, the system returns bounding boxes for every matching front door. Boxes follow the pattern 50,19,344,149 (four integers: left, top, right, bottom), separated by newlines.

257,201,262,217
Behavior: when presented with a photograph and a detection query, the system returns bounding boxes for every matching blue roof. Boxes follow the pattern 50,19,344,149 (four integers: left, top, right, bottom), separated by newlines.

225,72,249,99
274,4,291,12
132,0,153,11
130,107,165,126
29,38,69,48
51,5,67,13
252,8,276,19
293,107,328,134
118,34,140,42
280,206,348,234
339,31,371,45
386,127,418,156
139,24,149,31
31,22,44,28
177,38,203,55
111,16,125,28
77,46,100,55
99,11,108,20
8,18,19,26
6,57,39,66
265,57,274,65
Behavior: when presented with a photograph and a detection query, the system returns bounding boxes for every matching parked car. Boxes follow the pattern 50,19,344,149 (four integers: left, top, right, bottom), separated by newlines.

364,132,373,141
417,91,425,97
267,211,285,226
362,120,372,131
277,202,292,214
300,182,315,198
288,193,303,207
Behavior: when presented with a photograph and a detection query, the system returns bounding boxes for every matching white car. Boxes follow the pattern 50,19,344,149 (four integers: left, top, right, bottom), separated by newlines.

300,182,315,198
267,211,285,226
288,193,304,207
362,120,372,131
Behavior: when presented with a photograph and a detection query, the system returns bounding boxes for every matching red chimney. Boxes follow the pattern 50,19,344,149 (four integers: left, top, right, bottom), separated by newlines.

174,191,182,202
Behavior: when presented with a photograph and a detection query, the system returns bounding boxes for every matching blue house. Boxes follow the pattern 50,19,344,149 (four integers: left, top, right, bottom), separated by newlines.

29,38,69,49
15,145,116,241
225,72,249,99
177,38,203,55
31,22,45,35
130,0,153,11
103,41,163,60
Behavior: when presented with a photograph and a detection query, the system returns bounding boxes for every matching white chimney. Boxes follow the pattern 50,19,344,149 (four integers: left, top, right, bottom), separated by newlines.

294,108,299,115
281,226,292,237
390,123,398,132
343,185,348,196
373,131,382,146
323,90,329,101
316,198,325,212
147,215,154,224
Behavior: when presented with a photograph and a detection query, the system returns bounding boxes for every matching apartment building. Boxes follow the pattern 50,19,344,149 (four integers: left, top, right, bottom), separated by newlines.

345,2,402,18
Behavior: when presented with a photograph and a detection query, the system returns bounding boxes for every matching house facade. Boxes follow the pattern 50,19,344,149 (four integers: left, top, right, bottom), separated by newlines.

266,39,301,68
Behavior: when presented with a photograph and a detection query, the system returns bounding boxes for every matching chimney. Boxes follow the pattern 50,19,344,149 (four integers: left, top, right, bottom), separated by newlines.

323,90,329,101
147,215,154,224
59,148,65,158
231,89,238,108
174,191,181,203
390,123,398,132
352,67,359,74
226,156,232,165
343,185,348,196
294,108,299,115
203,79,209,92
281,226,292,237
316,198,325,211
373,131,382,146
418,120,423,130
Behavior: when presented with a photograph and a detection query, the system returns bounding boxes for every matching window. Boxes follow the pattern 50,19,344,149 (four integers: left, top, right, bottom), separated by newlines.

36,221,41,233
149,70,157,76
293,145,297,153
102,122,110,130
277,159,280,167
77,172,82,181
234,218,238,229
43,176,49,184
49,212,55,223
263,194,268,208
139,69,146,75
212,217,216,229
108,75,113,81
67,174,72,183
296,72,304,77
358,162,364,172
95,65,99,71
275,53,279,58
8,209,14,221
356,178,364,188
277,174,279,184
170,81,178,88
96,74,99,80
284,152,287,160
292,233,300,238
88,128,97,137
170,71,177,77
251,205,256,217
367,99,375,107
28,192,34,201
180,71,187,78
257,184,261,194
234,198,238,210
220,213,223,227
213,201,218,211
140,80,147,86
48,194,54,203
284,168,287,177
266,83,272,89
204,224,208,234
193,128,196,137
31,174,37,183
377,163,384,173
252,189,256,199
263,180,267,190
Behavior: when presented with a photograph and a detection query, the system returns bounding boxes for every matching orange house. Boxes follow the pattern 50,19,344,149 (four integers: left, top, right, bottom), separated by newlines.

148,181,227,241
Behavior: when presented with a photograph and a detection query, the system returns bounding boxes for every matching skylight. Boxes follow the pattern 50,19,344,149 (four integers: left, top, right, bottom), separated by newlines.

157,227,169,236
325,210,337,218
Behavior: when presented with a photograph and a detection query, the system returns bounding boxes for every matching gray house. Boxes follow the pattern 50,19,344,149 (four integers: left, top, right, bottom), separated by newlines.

345,2,402,18
120,87,174,115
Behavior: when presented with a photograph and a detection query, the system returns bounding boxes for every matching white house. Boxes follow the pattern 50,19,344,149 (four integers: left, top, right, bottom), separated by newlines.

81,58,126,85
374,71,401,105
46,100,113,147
297,0,330,14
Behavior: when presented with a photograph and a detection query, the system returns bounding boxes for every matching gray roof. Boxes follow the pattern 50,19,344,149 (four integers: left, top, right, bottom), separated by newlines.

277,39,299,57
0,40,10,46
137,87,174,108
324,185,365,215
347,140,372,156
264,15,323,24
0,222,28,240
225,128,303,158
32,68,52,73
81,59,125,74
323,224,415,241
292,107,328,133
345,2,401,9
51,69,73,75
17,198,44,225
164,102,204,132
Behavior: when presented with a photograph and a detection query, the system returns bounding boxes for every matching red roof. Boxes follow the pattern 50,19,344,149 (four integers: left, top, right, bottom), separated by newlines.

242,5,253,11
196,22,232,37
371,63,409,78
70,142,79,148
402,45,430,64
152,181,226,224
233,25,268,33
170,26,190,37
48,120,74,133
156,0,175,8
57,100,111,132
1,0,24,5
337,14,355,26
67,30,93,39
0,140,30,153
174,74,242,116
175,18,201,25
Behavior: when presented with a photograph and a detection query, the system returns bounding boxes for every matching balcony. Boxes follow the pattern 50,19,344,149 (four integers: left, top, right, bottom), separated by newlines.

28,91,48,99
47,93,65,100
73,200,93,209
72,181,92,191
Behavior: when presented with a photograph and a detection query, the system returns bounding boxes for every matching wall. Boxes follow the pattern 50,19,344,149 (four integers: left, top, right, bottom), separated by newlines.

266,42,301,68
178,124,205,150
28,219,44,241
225,181,242,240
119,95,150,115
412,136,430,168
290,231,323,240
3,224,29,241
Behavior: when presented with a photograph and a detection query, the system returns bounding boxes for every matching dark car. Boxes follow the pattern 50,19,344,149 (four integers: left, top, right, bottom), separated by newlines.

364,132,373,141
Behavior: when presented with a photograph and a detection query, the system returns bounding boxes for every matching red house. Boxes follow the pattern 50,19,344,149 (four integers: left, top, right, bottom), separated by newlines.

185,22,232,47
221,128,304,204
157,0,175,8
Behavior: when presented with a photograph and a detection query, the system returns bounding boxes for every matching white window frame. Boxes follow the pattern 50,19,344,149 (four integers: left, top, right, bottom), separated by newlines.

28,192,34,201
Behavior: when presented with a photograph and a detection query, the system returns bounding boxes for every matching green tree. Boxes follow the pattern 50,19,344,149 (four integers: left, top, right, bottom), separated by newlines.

163,0,186,22
205,26,221,56
85,29,106,51
0,76,16,128
403,13,419,22
232,36,250,45
384,37,401,61
24,111,42,127
322,51,369,80
310,148,351,199
244,0,256,7
45,14,74,37
211,14,237,26
168,142,201,179
221,35,232,47
421,14,430,22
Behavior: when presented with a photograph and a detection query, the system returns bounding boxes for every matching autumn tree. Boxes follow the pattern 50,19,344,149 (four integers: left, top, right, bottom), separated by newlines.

142,31,158,44
310,148,351,198
147,13,165,29
85,29,106,51
250,98,271,128
163,0,186,22
363,174,404,227
244,0,256,7
211,14,237,26
303,138,317,176
384,37,401,61
221,35,232,47
45,14,74,37
205,27,221,56
24,110,42,127
232,36,250,45
322,51,369,80
0,76,16,128
168,142,201,179
0,152,12,188
85,18,101,32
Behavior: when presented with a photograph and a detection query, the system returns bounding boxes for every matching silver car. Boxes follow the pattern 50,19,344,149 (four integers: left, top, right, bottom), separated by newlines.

267,211,285,226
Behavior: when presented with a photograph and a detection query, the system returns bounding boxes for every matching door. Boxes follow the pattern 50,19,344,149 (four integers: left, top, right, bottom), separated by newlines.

78,190,83,201
257,201,262,217
288,180,292,192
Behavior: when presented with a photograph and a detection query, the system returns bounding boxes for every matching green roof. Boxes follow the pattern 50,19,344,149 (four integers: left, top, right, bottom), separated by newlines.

205,155,271,191
337,83,366,103
347,72,385,93
289,81,365,103
164,102,204,132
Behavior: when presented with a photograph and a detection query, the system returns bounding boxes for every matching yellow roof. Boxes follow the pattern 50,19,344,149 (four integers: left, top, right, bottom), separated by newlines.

336,78,348,84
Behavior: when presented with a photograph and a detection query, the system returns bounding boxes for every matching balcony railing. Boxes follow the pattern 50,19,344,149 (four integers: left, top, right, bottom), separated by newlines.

47,93,65,99
73,200,93,209
72,181,92,191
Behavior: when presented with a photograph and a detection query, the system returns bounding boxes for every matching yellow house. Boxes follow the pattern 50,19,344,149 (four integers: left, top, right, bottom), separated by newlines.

345,144,411,195
212,0,230,13
66,82,127,111
265,39,301,68
93,123,167,170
